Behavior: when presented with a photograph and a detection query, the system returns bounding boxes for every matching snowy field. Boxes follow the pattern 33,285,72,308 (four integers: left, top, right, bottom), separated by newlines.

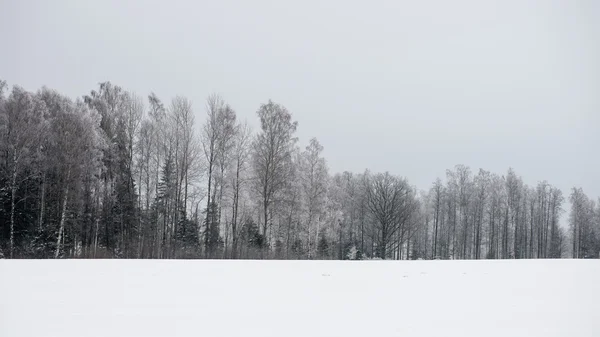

1,260,599,337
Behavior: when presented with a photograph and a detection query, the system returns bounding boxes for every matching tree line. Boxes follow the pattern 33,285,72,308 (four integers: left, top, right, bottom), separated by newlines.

1,80,598,260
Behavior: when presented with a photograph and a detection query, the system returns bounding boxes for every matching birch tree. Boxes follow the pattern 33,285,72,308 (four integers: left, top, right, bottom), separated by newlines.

168,96,198,254
200,94,236,257
201,94,224,257
299,138,328,259
252,100,298,253
569,188,597,258
147,92,167,257
472,169,490,259
230,121,252,258
52,99,104,257
0,86,48,257
430,178,444,259
214,104,236,254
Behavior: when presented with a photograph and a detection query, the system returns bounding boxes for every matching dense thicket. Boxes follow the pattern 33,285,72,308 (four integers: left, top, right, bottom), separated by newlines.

1,80,598,259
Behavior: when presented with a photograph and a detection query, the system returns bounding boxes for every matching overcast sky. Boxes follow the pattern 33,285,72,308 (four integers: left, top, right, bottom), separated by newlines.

1,0,599,205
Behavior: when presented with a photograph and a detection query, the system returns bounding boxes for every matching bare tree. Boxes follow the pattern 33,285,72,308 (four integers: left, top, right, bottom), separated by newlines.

214,104,236,254
136,119,153,256
252,100,298,254
230,122,252,258
548,187,565,258
123,93,143,255
0,86,48,257
299,138,328,259
200,94,224,257
365,172,416,259
569,187,596,258
147,93,166,257
51,99,104,258
430,178,444,259
169,96,197,255
200,94,236,257
472,169,490,259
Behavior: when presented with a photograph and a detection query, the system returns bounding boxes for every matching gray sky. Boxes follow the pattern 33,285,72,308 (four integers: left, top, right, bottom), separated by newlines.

1,0,599,205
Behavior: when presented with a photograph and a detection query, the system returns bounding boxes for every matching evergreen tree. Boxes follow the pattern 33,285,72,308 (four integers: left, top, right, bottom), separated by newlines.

240,218,265,258
290,239,304,259
317,233,330,260
203,201,222,258
155,155,175,257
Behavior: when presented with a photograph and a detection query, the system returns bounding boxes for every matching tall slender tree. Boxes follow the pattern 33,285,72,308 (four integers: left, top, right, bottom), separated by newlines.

252,100,298,254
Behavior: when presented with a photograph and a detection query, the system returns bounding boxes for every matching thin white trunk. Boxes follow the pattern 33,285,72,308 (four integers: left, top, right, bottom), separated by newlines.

55,169,71,259
10,154,18,258
138,147,144,258
307,217,311,259
94,218,99,258
10,176,16,258
316,218,320,259
39,173,46,231
55,185,69,259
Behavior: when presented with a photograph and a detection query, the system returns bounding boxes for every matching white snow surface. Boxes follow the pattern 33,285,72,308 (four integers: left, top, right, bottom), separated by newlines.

1,259,599,337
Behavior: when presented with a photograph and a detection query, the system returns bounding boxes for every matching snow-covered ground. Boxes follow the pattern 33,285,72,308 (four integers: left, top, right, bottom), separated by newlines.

1,259,598,337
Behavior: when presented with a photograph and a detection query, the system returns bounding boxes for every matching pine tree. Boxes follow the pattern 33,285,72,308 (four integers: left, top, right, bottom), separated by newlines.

175,207,199,254
203,201,222,258
317,233,330,259
155,155,175,258
240,218,266,258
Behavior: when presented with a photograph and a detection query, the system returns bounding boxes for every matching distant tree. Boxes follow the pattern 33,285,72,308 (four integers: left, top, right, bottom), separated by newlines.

365,172,416,259
445,168,459,259
203,201,222,258
317,229,330,259
230,122,252,258
290,238,304,259
168,96,198,255
279,147,302,259
213,104,236,254
0,86,48,257
136,119,153,257
347,245,364,260
146,92,167,257
570,188,586,258
430,178,444,259
471,170,490,259
299,138,328,259
154,156,175,257
548,188,565,258
505,168,523,259
84,82,138,257
201,94,235,257
251,100,298,253
555,226,567,258
240,217,265,258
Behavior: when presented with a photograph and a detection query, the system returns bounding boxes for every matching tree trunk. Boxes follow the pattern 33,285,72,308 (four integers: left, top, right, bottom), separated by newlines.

360,216,365,254
39,172,46,232
262,185,269,259
231,190,239,259
433,204,439,259
406,232,410,260
529,202,534,259
451,203,457,259
10,167,17,258
378,226,387,259
205,156,213,258
337,220,341,260
286,213,291,260
55,180,70,258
